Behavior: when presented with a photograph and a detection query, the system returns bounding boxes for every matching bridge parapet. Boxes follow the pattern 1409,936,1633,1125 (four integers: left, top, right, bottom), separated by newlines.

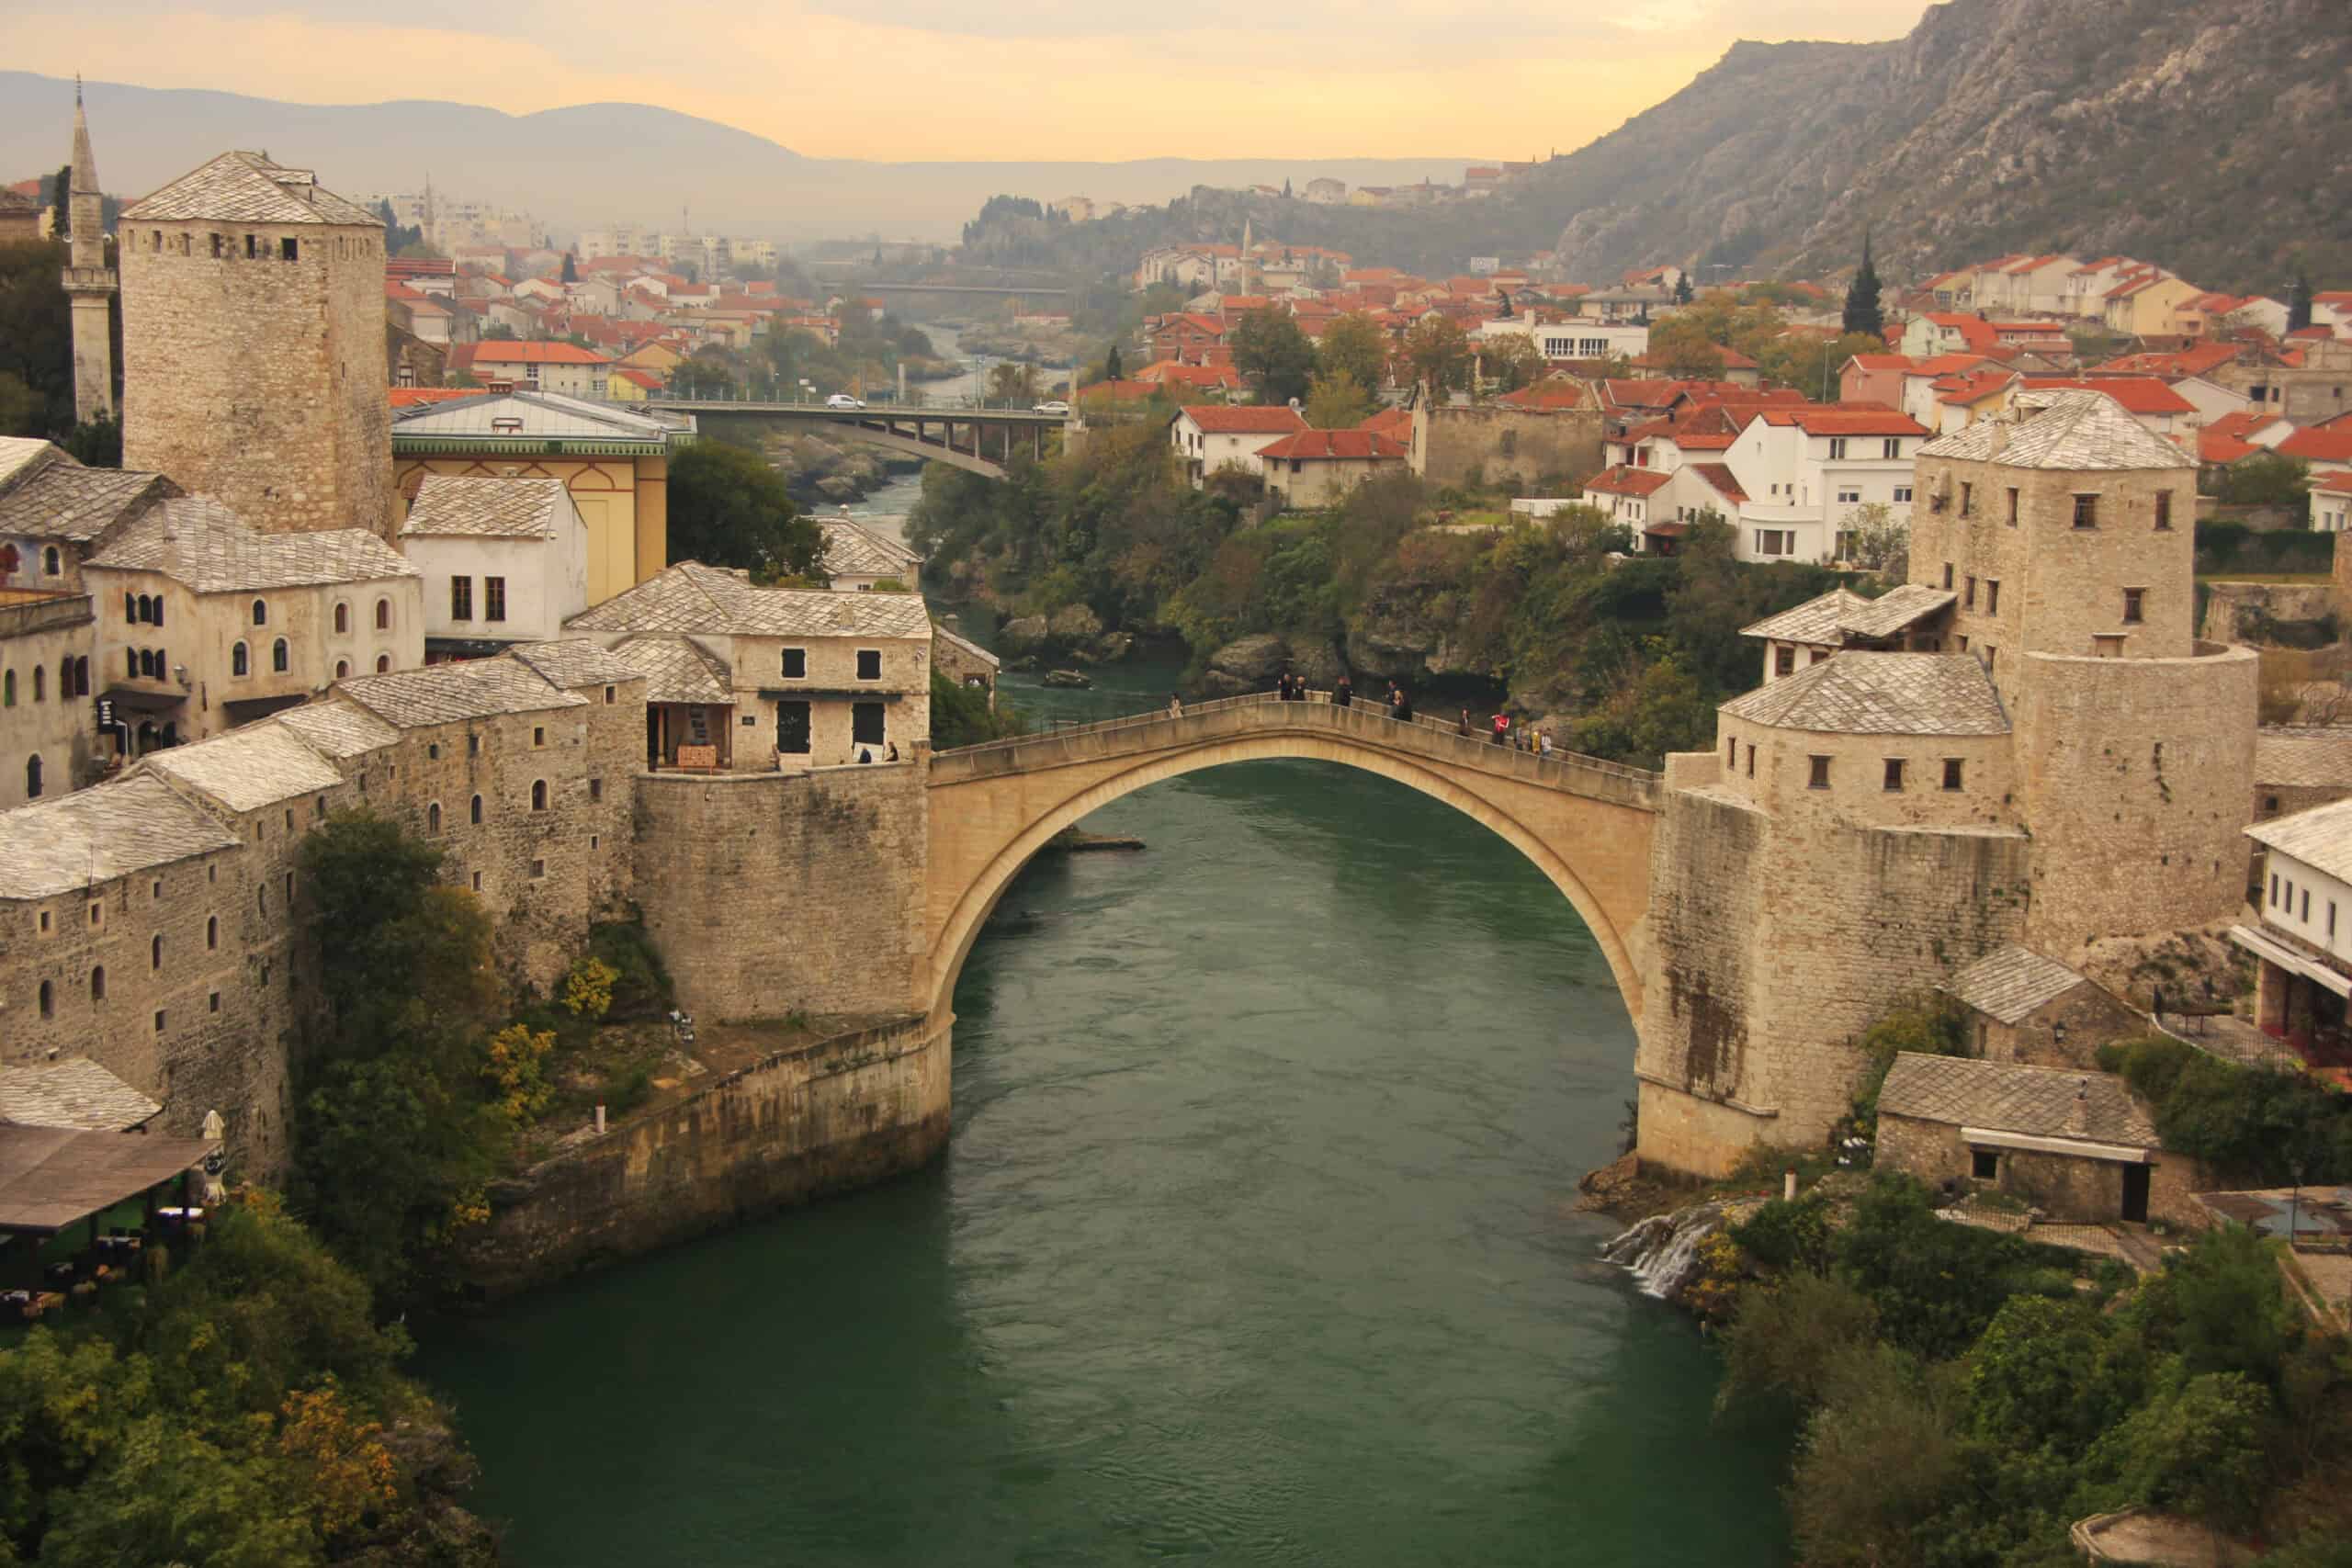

930,691,1661,813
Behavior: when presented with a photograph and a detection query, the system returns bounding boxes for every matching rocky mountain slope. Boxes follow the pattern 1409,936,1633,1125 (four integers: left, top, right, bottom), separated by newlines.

1525,0,2352,292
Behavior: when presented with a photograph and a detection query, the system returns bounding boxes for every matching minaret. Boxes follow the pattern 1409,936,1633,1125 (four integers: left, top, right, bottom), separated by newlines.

62,77,118,425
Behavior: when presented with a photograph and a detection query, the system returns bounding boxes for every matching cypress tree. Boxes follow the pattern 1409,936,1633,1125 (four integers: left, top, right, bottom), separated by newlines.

1104,344,1123,382
1843,235,1885,338
2288,272,2314,333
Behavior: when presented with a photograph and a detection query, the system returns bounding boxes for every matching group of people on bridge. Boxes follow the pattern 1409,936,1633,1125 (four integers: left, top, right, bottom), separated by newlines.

1160,671,1555,759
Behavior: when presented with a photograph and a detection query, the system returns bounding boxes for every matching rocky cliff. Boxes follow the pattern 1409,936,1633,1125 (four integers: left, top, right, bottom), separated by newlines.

1531,0,2351,292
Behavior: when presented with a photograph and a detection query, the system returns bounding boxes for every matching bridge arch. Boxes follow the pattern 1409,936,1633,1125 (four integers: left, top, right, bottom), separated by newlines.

922,705,1658,1034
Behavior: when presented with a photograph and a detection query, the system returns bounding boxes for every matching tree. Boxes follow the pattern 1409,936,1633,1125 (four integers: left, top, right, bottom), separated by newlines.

1479,332,1545,395
51,164,71,240
1103,344,1123,382
1839,501,1908,575
1317,311,1390,392
560,251,577,284
1401,314,1472,393
1842,234,1885,339
1646,312,1738,380
2214,452,2313,508
1228,310,1317,405
1758,331,1886,400
930,666,1024,748
666,439,825,583
1304,369,1374,429
1282,177,1293,198
1673,271,1694,305
2289,272,2315,333
988,361,1042,402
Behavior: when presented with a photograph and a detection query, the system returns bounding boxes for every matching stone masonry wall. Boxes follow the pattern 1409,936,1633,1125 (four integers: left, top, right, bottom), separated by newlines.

121,219,391,537
1976,987,2146,1070
1875,1111,2203,1227
634,762,929,1021
458,1013,951,1297
2013,646,2259,953
1415,405,1601,490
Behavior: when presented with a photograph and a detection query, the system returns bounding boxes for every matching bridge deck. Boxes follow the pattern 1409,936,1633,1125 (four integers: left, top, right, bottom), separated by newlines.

931,691,1661,810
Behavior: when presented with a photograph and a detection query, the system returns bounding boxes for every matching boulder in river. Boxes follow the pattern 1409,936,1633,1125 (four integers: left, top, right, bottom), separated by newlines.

1001,615,1049,652
1285,639,1346,688
1094,631,1136,662
1208,633,1287,683
1047,604,1104,645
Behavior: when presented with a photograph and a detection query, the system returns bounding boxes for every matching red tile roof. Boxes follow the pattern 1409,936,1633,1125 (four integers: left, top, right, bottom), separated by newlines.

1689,463,1747,502
1255,429,1408,461
1584,466,1674,497
1496,378,1596,411
388,388,477,408
470,341,612,366
2094,342,2242,378
1179,405,1310,434
1922,314,1999,352
614,368,666,390
1357,407,1414,439
2278,428,2352,464
1933,370,2018,406
2018,377,2193,415
1770,406,1930,436
1846,354,1914,371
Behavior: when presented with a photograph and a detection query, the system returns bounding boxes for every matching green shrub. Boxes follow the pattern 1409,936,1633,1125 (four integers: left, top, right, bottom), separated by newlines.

2099,1035,2352,1185
588,919,673,1019
1731,1193,1835,1275
1849,990,1971,1136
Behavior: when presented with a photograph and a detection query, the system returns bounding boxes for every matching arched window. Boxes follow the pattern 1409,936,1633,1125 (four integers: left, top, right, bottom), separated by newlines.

152,934,163,970
334,603,348,634
232,642,248,677
137,649,153,678
89,967,105,1002
272,638,288,673
334,660,349,680
469,794,483,825
427,802,442,834
124,592,136,622
137,593,153,624
376,654,390,673
58,659,72,697
206,915,218,950
125,649,137,679
42,547,59,576
31,666,43,702
251,599,267,626
531,780,548,811
37,980,51,1019
24,755,40,799
375,598,390,630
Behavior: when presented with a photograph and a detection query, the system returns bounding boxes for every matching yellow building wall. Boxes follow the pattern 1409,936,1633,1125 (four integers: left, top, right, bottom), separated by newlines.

392,455,669,606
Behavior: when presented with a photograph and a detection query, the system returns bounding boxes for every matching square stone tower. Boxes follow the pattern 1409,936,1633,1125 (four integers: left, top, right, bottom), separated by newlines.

117,152,391,538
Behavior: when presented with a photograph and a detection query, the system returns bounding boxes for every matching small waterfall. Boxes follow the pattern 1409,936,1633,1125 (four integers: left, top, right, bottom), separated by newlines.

1601,1202,1732,1303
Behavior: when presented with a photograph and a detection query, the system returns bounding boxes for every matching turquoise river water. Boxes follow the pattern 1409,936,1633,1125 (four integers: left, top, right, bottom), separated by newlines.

418,655,1792,1565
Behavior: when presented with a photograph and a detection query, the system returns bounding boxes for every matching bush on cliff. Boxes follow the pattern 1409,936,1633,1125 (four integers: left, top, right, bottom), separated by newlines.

2098,1036,2352,1186
931,666,1027,749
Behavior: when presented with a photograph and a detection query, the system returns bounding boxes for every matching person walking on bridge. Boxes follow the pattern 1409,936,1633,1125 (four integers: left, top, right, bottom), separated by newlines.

1491,712,1510,746
1334,674,1353,709
1168,692,1184,718
1391,687,1414,723
1457,708,1473,738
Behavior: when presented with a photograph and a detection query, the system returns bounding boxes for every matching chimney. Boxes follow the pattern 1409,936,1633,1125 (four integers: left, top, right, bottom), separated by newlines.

2064,1080,2090,1136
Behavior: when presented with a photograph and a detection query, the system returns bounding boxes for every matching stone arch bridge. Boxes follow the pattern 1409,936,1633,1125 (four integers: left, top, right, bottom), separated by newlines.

922,694,1663,1027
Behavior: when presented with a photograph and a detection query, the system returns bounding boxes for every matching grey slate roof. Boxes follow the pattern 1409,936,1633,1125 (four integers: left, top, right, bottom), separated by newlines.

509,639,647,691
0,773,242,900
121,150,380,227
1917,389,2190,471
0,1058,162,1132
1719,652,2009,736
1741,584,1956,645
933,622,1001,671
1879,1054,2160,1149
611,636,734,705
1941,944,2092,1024
401,476,575,539
136,723,343,814
337,655,583,728
1843,584,1960,639
819,519,921,579
0,444,175,545
565,561,931,639
87,499,418,592
2255,727,2352,790
274,700,401,760
2245,795,2352,885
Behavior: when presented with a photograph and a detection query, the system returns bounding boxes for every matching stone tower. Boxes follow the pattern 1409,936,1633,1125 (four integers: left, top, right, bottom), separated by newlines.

62,80,118,425
117,150,391,537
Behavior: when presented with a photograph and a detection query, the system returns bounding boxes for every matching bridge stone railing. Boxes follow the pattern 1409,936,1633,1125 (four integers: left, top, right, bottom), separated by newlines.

929,690,1661,812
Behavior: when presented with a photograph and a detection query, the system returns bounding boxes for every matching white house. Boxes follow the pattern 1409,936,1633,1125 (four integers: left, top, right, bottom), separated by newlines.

1483,316,1650,363
1169,405,1308,486
2312,477,2352,535
399,477,589,657
2240,798,2352,1047
1713,406,1928,563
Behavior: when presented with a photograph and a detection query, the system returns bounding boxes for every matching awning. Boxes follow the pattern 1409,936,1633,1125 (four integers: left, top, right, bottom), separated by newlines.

0,1125,220,1235
756,688,905,703
1644,522,1690,537
2230,923,2352,998
1960,1126,2154,1164
97,685,186,713
220,694,310,721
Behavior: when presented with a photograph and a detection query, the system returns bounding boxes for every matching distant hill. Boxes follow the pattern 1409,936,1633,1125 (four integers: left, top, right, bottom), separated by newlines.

0,73,1469,245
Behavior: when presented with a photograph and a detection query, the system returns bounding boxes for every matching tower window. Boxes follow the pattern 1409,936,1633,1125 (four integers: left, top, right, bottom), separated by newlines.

2154,491,2173,530
2072,493,2098,528
376,654,390,673
251,599,267,626
427,802,442,834
470,794,483,825
280,238,299,262
1808,755,1831,790
272,637,289,672
375,598,391,630
1883,758,1905,792
2122,589,2144,625
1942,758,1964,791
90,966,105,1002
2005,488,2018,526
531,780,548,811
485,577,507,622
334,603,349,634
232,642,248,677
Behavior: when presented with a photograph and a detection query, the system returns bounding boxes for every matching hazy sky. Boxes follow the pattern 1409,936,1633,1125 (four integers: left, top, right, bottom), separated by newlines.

22,0,1936,161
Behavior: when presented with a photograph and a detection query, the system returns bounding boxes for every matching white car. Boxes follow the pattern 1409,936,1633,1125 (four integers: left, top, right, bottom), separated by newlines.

824,393,866,410
1033,400,1071,416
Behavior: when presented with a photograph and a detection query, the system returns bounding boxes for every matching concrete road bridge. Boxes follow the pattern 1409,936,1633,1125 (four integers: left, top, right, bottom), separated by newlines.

645,398,1069,479
922,691,1662,1025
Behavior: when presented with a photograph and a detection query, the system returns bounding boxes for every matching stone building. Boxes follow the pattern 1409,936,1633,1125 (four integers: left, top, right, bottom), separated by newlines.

117,151,392,538
565,561,931,770
1938,943,2143,1069
1259,429,1410,510
400,477,589,658
82,497,423,751
1410,392,1603,491
1874,1053,2198,1225
2238,796,2352,1055
390,391,689,606
818,517,921,592
62,86,118,426
1638,390,2259,1176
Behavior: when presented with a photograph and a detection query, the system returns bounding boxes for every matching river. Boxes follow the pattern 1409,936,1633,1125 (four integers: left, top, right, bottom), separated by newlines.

416,617,1792,1568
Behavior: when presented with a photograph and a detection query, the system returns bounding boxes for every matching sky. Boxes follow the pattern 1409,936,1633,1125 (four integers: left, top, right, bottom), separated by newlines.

17,0,1938,163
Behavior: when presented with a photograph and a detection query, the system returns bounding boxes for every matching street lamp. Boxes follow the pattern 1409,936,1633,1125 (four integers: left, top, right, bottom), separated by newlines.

797,378,814,407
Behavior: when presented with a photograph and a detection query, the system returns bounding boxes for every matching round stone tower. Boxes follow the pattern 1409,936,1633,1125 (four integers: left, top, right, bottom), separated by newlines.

117,151,390,537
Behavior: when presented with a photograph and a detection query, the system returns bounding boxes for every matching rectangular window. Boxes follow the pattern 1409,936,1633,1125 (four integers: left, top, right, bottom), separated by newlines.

2154,491,2173,531
2303,888,2312,922
781,648,808,679
1965,575,1977,609
1725,736,1736,766
1827,436,1849,459
1985,581,2000,615
209,991,220,1014
1808,755,1831,790
2122,588,2144,625
1883,758,1905,792
855,649,882,681
2094,634,2124,658
2006,488,2019,526
1745,744,1755,778
1894,486,1912,503
450,576,473,621
532,726,545,748
2073,492,2098,528
485,576,507,622
775,701,811,754
589,777,604,802
1960,481,1974,516
279,237,298,262
2272,873,2281,907
852,702,887,746
1775,646,1795,677
154,1010,166,1034
1971,1149,1998,1181
531,859,546,880
1942,563,1954,590
1837,488,1861,504
2333,902,2339,940
1882,438,1901,460
1942,758,1964,792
